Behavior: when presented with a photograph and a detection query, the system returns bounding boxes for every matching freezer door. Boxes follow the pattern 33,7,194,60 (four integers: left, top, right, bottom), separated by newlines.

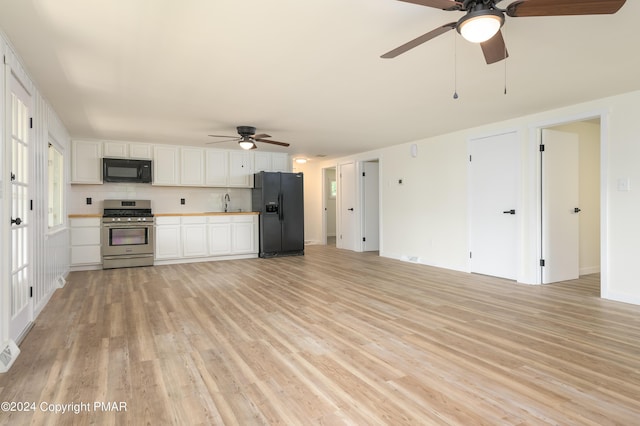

281,172,304,253
259,212,282,256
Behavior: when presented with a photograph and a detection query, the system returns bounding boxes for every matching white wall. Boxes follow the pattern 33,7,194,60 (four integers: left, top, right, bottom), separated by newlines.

305,90,640,305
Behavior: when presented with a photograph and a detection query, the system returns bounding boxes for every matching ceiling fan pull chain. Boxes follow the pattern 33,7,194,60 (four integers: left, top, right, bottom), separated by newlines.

453,31,459,100
503,26,507,95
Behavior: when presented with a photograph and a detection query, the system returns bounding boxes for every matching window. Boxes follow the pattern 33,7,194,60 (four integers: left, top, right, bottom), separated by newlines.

48,142,64,228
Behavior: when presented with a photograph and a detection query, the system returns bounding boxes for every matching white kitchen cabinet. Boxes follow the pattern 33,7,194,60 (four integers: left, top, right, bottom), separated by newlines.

231,215,258,254
129,143,152,159
228,151,253,187
70,217,102,266
71,140,102,184
205,149,229,186
180,147,205,186
155,216,182,259
153,145,180,186
254,152,290,173
103,141,128,158
208,216,232,256
271,153,290,172
181,216,208,257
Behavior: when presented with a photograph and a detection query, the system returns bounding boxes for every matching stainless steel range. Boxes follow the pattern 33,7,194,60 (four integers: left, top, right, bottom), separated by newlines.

102,199,155,269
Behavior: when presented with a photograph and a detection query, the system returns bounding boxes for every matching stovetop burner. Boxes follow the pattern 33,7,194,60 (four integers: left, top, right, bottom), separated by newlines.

102,199,154,219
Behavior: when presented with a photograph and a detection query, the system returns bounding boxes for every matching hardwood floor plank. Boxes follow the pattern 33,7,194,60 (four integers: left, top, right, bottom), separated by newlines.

2,246,640,424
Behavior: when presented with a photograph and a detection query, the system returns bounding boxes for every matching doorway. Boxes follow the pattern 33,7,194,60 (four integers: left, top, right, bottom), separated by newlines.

540,119,601,287
323,167,337,246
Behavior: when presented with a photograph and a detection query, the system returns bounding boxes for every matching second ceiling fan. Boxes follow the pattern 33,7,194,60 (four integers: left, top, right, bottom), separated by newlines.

381,0,627,64
208,126,290,150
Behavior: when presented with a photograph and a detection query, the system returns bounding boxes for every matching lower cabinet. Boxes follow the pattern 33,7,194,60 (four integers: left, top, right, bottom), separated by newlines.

70,217,102,269
155,214,258,263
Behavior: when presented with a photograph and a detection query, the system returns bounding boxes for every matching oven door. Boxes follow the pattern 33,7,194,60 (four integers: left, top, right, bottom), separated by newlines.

102,223,155,257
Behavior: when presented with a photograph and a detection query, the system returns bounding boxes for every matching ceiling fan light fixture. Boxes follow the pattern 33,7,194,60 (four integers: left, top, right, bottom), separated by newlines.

457,9,504,43
239,138,256,150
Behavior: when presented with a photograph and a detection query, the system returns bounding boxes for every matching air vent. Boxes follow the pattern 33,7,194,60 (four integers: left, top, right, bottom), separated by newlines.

0,340,20,373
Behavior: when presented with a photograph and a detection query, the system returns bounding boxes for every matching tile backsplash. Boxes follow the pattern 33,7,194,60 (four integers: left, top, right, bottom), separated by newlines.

69,183,252,214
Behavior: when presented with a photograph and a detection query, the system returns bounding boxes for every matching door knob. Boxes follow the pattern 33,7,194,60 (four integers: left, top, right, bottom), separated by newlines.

11,217,22,225
574,207,581,213
502,209,516,215
348,208,354,211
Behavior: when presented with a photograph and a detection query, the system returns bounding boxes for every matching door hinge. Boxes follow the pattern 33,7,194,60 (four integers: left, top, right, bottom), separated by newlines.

362,237,366,242
470,251,472,259
539,144,545,152
29,117,33,129
30,200,33,211
540,259,545,267
469,155,472,162
10,172,16,181
362,172,365,177
29,287,33,298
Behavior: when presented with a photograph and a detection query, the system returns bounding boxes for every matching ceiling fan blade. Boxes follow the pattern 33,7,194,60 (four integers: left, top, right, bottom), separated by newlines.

206,138,237,144
381,22,456,59
208,134,237,138
397,0,463,10
253,133,271,139
507,0,626,17
255,138,290,147
480,30,508,64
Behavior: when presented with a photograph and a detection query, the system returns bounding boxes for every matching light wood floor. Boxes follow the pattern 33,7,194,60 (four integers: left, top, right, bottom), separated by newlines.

2,245,640,425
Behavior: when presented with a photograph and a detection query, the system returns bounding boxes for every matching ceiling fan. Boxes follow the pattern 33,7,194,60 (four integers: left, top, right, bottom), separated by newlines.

208,126,290,150
381,0,627,64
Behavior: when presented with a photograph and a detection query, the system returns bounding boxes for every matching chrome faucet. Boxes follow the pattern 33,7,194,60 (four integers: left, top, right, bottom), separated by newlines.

224,193,230,212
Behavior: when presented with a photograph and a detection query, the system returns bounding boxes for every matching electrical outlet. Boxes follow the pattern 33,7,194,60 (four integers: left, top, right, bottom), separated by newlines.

180,198,185,205
86,197,92,205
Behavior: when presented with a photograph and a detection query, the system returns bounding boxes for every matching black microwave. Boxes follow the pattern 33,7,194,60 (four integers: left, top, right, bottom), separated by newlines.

103,158,152,183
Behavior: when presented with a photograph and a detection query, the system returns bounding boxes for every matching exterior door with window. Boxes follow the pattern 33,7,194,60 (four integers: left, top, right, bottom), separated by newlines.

7,70,32,342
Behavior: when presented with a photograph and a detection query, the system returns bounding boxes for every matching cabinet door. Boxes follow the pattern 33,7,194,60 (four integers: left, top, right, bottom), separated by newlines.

71,140,102,184
153,145,180,186
231,217,257,254
228,151,253,187
271,153,290,172
129,143,152,159
155,225,182,259
253,152,271,173
103,141,128,158
182,223,208,257
205,149,229,186
180,147,205,186
208,223,232,255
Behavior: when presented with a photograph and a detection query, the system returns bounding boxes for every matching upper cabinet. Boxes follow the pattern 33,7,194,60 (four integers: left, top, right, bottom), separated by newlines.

180,147,205,186
255,152,290,173
206,148,229,187
153,145,180,186
228,151,254,187
71,140,102,184
72,138,286,187
103,141,152,159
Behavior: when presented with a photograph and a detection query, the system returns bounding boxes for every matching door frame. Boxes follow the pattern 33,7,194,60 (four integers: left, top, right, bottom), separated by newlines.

529,110,608,295
321,166,337,246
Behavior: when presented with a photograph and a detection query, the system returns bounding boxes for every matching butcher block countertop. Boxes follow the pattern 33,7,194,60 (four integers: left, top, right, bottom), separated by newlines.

69,212,259,218
155,212,259,216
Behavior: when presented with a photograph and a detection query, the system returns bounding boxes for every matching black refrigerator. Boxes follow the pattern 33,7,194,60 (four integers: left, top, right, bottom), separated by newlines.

252,171,304,258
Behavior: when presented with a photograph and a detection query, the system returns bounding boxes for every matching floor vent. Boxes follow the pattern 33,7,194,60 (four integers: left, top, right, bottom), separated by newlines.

0,340,20,373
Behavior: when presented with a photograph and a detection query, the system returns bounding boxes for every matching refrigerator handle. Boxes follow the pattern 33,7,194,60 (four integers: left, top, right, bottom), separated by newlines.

278,193,284,222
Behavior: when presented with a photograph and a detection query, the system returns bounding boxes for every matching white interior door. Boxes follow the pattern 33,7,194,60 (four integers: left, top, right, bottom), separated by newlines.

542,129,580,283
8,70,32,341
338,162,357,251
362,161,379,251
469,132,519,280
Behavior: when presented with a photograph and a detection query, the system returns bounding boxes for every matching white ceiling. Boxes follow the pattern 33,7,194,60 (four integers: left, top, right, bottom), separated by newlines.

0,0,638,159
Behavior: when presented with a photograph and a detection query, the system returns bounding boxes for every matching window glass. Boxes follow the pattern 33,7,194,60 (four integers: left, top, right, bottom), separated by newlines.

48,142,64,228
